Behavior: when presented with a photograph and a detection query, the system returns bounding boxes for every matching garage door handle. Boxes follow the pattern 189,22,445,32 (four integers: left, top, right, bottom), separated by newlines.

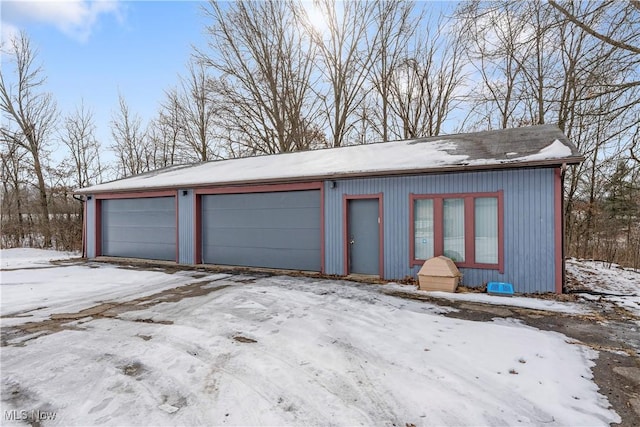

349,239,355,245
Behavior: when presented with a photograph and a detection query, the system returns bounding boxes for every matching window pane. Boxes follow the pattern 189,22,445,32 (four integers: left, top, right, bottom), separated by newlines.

414,199,434,260
443,198,465,262
475,197,498,264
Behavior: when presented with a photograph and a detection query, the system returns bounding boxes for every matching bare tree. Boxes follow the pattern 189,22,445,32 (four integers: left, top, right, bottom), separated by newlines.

0,32,57,247
175,61,219,162
146,87,185,168
515,0,556,125
110,94,149,177
0,142,28,246
387,16,467,139
367,0,417,142
199,0,322,156
303,0,381,147
549,1,640,259
457,1,533,129
60,101,103,189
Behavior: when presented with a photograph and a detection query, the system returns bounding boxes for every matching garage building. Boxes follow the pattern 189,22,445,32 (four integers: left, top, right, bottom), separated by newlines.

76,125,582,293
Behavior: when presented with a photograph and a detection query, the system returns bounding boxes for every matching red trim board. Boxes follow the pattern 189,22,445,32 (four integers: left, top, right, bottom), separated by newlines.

320,184,326,274
195,182,322,195
82,198,87,258
194,194,202,265
175,190,179,263
554,168,563,294
94,199,102,257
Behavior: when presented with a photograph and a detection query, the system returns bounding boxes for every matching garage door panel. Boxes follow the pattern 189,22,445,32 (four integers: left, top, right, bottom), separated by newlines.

202,190,321,271
103,241,175,261
203,191,319,210
203,228,320,250
104,197,174,212
104,226,176,244
102,211,175,227
103,198,174,208
202,208,319,229
206,246,320,271
102,197,176,261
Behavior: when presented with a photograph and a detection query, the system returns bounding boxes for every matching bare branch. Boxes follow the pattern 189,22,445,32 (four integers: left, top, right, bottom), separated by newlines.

548,0,640,54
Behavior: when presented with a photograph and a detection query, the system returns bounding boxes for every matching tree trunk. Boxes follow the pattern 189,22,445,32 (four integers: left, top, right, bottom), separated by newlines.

33,155,51,247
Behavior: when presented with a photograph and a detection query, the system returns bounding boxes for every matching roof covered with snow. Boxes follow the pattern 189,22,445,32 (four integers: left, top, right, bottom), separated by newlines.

78,124,582,194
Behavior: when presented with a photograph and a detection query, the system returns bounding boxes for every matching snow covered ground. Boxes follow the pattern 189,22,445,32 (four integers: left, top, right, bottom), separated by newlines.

0,250,222,328
566,258,640,318
0,247,78,270
0,249,621,426
383,283,588,314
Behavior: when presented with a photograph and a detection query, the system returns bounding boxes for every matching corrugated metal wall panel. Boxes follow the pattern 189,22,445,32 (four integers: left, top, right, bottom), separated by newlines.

324,181,343,275
86,196,95,258
178,189,195,264
324,168,557,292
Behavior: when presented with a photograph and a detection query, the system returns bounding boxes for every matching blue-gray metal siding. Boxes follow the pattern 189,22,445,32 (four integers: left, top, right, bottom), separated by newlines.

102,197,176,261
324,168,557,293
177,189,195,264
201,191,321,271
86,196,96,258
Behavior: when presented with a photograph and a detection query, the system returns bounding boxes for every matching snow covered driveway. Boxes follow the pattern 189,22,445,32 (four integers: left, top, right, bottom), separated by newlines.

1,251,620,426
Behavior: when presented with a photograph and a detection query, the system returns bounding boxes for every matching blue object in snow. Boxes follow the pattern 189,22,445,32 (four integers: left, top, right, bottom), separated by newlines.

487,282,514,296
